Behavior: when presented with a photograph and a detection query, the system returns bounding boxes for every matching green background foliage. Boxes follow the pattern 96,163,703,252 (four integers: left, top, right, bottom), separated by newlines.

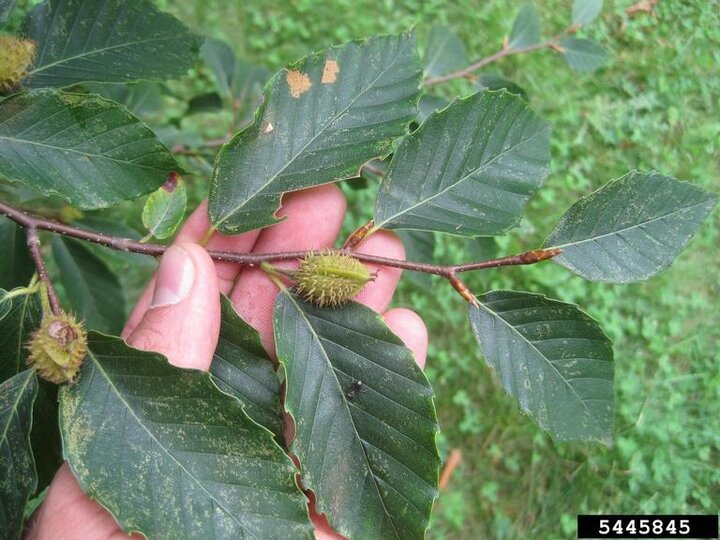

0,0,716,538
156,1,719,538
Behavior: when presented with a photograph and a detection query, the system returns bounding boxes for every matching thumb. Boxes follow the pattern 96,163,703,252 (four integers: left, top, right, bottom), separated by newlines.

126,242,220,370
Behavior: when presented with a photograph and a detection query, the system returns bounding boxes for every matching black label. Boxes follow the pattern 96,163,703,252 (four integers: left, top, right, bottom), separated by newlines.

577,515,718,538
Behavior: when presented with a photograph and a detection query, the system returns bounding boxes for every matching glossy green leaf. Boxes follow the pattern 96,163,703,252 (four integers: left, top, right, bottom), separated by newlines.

560,38,608,72
0,89,179,209
544,171,719,282
572,0,603,25
211,296,283,437
469,291,614,442
25,0,202,88
0,369,38,539
423,24,467,78
52,236,125,333
60,333,312,539
397,230,435,287
0,291,40,383
0,292,61,493
509,3,541,49
374,90,551,236
476,73,528,101
141,173,187,240
209,33,422,234
274,292,440,539
0,218,34,290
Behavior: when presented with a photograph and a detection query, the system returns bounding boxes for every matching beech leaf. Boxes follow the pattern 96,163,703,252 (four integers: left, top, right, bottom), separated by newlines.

544,171,719,282
470,291,614,442
0,369,38,539
25,0,202,88
509,3,541,49
141,173,187,240
0,292,41,383
374,90,551,236
560,38,608,72
0,219,34,290
209,33,422,234
423,24,467,78
60,333,313,540
210,296,283,437
274,292,440,539
572,0,603,25
0,90,179,209
0,292,62,493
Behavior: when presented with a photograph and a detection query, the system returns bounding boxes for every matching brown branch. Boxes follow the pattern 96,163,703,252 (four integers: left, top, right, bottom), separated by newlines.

447,272,478,306
0,200,561,304
24,228,61,316
439,449,463,491
424,27,577,86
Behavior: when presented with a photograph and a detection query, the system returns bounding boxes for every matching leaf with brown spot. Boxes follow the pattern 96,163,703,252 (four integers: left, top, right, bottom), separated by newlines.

209,33,422,234
321,59,339,83
286,70,312,97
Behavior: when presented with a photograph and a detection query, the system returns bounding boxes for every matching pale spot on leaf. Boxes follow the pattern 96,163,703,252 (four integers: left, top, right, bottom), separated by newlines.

321,59,339,83
286,70,311,98
264,123,274,134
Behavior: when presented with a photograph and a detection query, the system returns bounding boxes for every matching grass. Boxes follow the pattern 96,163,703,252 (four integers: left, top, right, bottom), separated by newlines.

163,1,720,537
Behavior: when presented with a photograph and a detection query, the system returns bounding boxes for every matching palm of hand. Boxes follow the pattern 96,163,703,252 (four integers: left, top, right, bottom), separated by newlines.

27,185,428,540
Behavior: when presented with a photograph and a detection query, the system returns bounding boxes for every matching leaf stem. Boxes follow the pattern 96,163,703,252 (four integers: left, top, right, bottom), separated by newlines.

0,200,561,305
424,26,577,86
24,228,61,316
1,280,40,301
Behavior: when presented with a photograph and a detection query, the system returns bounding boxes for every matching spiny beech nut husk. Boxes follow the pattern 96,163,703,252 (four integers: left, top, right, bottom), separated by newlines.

295,250,374,307
27,312,87,384
0,35,36,93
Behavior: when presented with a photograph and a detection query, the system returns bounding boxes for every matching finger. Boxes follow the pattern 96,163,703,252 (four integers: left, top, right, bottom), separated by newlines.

307,488,345,540
125,242,221,370
27,464,141,540
353,231,405,313
230,184,346,356
383,308,429,369
123,201,262,334
176,200,261,293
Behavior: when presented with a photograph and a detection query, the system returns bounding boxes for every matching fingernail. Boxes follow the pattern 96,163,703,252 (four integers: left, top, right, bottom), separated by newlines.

151,246,195,308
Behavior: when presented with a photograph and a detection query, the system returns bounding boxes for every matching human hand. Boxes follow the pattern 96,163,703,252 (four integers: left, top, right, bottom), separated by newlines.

27,185,428,540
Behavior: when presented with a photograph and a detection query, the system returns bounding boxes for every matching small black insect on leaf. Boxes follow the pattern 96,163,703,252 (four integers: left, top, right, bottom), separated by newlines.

345,380,367,400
